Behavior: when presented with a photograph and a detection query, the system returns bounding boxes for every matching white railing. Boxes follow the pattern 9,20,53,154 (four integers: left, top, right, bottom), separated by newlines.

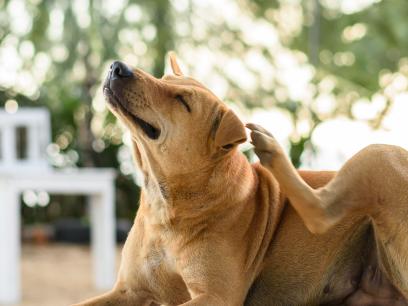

0,108,50,171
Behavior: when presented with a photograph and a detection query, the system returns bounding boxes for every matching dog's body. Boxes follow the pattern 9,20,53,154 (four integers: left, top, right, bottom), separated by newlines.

74,56,408,306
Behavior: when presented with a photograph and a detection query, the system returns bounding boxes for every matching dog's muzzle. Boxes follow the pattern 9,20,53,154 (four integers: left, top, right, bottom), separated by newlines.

104,61,133,90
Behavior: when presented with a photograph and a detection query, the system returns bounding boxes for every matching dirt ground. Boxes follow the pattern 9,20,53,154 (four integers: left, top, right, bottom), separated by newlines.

18,243,122,306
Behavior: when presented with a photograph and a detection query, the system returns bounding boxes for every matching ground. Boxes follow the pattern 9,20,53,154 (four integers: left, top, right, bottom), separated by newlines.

18,243,122,306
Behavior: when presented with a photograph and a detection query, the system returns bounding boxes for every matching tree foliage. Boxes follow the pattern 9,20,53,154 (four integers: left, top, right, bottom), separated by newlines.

1,0,407,221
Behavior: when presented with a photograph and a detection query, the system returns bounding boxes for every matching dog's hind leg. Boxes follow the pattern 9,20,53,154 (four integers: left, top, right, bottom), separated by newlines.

247,123,408,298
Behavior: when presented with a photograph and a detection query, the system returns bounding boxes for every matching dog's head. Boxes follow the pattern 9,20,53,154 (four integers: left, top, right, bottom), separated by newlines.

103,54,246,183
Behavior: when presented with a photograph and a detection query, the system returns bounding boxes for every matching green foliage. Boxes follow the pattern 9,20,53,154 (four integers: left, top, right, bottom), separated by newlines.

245,0,408,163
1,0,407,223
0,0,176,223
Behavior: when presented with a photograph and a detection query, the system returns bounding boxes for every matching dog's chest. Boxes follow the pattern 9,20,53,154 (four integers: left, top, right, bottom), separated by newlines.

141,242,176,274
139,232,191,304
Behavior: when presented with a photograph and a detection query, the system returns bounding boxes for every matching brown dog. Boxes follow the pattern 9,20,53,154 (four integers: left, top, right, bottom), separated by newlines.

73,55,408,306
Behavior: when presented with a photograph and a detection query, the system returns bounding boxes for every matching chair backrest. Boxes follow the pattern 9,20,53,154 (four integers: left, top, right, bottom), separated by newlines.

0,108,51,171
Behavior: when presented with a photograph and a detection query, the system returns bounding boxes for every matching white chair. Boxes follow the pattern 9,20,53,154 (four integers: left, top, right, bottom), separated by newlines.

0,108,116,305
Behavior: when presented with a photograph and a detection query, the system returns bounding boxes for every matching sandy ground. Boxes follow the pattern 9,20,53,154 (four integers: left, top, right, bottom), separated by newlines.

17,243,122,306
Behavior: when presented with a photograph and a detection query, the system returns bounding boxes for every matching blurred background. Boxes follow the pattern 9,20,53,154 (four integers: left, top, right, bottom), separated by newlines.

0,0,408,305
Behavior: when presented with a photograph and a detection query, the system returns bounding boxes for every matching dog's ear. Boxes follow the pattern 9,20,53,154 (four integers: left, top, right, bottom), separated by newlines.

214,110,247,151
169,51,183,76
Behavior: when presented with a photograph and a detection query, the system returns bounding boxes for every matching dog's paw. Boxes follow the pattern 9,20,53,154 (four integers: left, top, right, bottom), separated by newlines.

246,123,285,166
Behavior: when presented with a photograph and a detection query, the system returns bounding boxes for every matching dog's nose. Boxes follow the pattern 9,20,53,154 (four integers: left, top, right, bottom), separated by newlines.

110,61,133,80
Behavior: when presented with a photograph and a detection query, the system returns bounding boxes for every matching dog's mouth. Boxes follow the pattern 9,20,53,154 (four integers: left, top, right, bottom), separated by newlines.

103,87,161,140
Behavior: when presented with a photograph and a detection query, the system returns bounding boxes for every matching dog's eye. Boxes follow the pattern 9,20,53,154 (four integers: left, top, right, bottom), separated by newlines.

175,95,191,113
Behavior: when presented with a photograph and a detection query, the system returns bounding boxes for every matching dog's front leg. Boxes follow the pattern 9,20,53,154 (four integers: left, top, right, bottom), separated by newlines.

176,243,247,306
71,288,152,306
179,294,225,306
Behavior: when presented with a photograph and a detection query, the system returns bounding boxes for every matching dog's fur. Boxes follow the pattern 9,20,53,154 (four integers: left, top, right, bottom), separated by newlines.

73,55,408,306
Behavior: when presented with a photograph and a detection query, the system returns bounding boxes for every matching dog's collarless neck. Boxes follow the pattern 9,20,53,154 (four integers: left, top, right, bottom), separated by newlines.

141,151,255,225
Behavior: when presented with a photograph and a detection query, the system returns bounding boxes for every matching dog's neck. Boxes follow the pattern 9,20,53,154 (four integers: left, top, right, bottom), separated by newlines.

139,150,255,226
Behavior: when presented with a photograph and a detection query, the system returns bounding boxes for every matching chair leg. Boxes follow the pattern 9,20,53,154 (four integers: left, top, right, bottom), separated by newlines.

89,184,116,290
0,186,21,304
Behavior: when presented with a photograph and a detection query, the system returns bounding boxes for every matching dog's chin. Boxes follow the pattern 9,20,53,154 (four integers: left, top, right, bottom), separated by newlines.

103,87,161,140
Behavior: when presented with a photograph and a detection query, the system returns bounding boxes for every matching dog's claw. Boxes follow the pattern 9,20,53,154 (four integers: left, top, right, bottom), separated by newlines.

246,123,288,168
246,123,274,138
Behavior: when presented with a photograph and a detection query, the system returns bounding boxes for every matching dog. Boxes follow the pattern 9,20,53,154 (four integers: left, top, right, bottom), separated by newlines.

73,54,408,305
